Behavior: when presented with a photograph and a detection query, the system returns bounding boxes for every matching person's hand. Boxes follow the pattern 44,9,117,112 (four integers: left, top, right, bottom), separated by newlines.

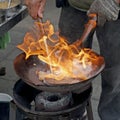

88,0,120,26
24,0,46,19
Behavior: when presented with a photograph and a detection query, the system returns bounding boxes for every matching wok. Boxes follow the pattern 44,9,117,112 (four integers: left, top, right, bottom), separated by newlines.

14,52,105,92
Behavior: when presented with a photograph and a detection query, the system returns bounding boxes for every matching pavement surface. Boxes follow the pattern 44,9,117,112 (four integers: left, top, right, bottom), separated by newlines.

0,1,101,120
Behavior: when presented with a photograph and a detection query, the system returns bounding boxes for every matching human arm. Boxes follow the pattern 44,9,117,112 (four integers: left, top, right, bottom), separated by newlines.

88,0,120,26
23,0,47,19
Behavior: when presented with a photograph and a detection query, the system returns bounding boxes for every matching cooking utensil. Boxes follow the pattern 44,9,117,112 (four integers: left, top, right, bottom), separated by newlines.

36,18,47,35
73,14,97,49
14,13,104,92
14,52,105,92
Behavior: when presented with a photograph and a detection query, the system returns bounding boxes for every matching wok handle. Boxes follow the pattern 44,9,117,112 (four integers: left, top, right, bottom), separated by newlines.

73,14,97,48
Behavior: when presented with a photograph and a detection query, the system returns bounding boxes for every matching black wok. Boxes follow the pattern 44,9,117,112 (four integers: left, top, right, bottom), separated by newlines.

14,52,105,92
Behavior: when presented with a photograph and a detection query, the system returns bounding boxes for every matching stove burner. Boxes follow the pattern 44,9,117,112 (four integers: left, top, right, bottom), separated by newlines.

13,79,93,120
35,92,72,111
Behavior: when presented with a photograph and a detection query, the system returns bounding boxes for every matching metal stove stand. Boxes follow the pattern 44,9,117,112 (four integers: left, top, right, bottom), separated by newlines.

12,79,94,120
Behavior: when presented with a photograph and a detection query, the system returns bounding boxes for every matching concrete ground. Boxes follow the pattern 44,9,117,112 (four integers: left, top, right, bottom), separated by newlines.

0,1,101,120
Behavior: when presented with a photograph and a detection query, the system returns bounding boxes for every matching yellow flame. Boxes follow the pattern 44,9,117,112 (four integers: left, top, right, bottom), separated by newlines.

17,20,104,81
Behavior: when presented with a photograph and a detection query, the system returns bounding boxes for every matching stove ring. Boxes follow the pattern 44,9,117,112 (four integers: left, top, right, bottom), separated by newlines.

35,92,72,111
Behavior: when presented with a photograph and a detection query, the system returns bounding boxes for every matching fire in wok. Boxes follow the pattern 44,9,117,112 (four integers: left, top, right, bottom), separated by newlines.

15,19,105,86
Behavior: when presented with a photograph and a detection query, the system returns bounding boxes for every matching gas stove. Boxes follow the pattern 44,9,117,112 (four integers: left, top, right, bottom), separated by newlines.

13,79,93,120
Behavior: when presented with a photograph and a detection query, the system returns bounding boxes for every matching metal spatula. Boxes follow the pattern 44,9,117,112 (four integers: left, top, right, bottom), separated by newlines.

73,14,97,49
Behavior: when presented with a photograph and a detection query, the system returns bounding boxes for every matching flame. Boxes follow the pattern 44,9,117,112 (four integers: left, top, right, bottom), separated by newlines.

17,20,104,81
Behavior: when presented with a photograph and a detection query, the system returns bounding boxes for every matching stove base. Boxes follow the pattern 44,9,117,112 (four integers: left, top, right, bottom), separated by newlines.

13,79,93,120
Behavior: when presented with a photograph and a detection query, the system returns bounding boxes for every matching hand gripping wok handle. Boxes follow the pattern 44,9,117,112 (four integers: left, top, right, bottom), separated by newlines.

73,13,97,48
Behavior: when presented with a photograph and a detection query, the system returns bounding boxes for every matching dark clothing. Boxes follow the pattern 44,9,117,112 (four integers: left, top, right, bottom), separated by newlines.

59,4,120,120
59,5,94,47
96,20,120,120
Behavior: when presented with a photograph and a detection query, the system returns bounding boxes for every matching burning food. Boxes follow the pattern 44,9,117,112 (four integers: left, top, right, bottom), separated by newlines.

16,20,104,85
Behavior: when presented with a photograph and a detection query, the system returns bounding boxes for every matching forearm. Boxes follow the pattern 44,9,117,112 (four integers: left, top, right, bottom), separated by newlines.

22,0,47,19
